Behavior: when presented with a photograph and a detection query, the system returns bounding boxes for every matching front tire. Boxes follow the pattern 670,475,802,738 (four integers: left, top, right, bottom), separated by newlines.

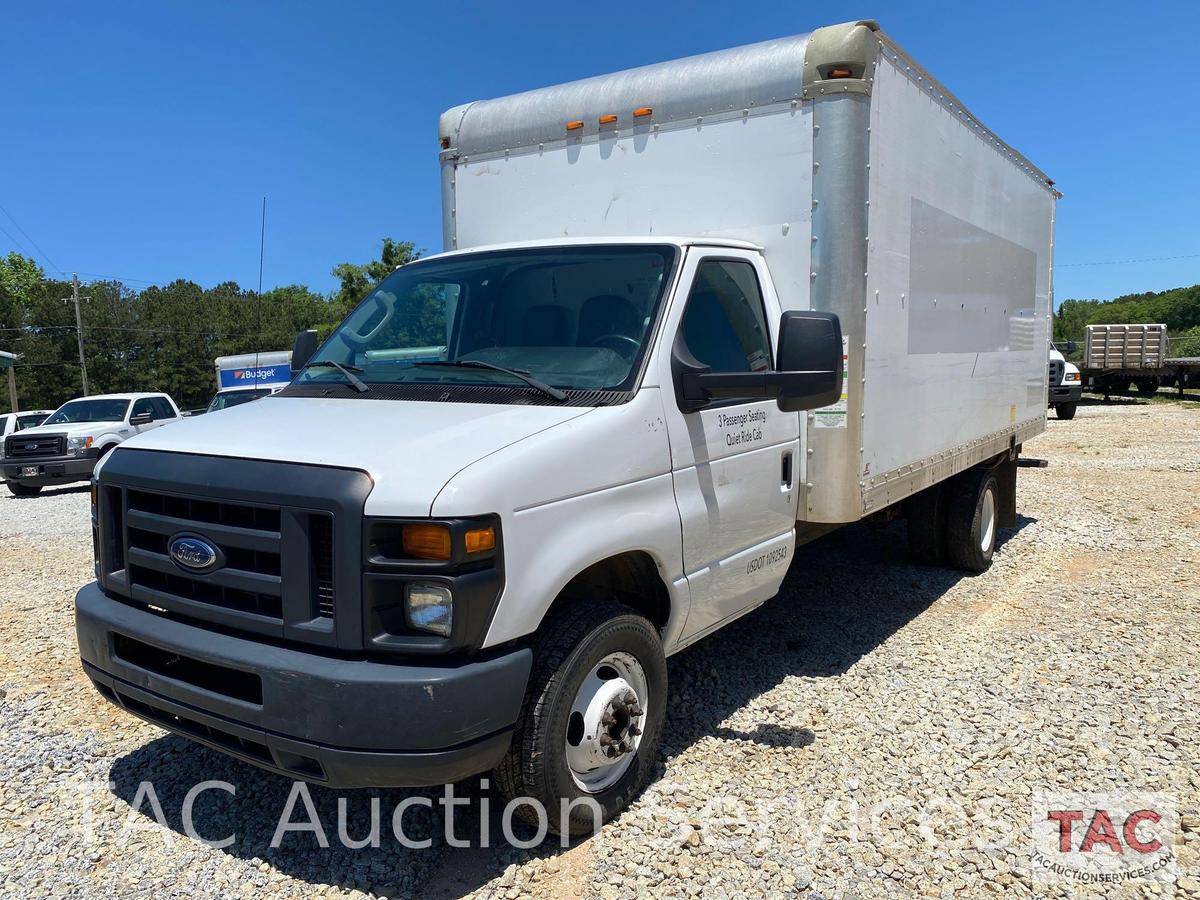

495,600,666,837
5,481,43,497
1055,402,1077,420
945,469,999,573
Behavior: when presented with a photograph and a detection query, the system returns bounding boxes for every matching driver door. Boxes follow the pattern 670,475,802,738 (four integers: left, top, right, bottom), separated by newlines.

658,249,801,641
128,398,157,434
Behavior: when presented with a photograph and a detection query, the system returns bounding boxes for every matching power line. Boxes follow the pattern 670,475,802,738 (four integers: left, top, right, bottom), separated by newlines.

73,271,163,285
0,324,282,337
0,202,63,275
1058,252,1200,268
0,222,33,260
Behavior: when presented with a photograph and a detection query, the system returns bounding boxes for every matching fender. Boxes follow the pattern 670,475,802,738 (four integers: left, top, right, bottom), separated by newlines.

431,388,691,651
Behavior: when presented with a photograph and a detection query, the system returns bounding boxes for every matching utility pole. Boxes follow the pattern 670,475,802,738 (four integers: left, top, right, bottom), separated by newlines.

0,351,19,413
71,273,89,396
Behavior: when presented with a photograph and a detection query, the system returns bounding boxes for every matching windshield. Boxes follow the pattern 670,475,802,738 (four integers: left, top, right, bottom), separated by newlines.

44,399,130,425
294,245,677,397
208,389,272,412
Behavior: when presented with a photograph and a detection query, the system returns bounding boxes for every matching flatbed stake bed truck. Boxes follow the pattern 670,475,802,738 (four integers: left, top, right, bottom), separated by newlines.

76,20,1056,834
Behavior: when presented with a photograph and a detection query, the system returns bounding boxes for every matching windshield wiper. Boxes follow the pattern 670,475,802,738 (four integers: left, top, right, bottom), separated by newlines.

300,360,370,393
414,360,567,401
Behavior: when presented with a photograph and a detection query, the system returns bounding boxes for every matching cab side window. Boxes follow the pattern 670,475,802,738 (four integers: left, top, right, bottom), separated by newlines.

679,259,772,375
131,398,155,420
151,397,176,419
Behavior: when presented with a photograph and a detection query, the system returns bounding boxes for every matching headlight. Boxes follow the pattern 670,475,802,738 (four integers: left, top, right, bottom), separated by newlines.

405,583,454,636
67,435,94,454
1064,372,1080,383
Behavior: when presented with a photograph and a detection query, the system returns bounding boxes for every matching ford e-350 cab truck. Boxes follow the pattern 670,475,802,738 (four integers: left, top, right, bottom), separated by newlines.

76,20,1057,833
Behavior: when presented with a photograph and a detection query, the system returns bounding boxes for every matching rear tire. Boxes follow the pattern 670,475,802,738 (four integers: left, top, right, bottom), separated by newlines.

495,599,666,838
5,481,42,497
907,483,947,565
1054,402,1077,420
1135,378,1159,397
945,469,999,573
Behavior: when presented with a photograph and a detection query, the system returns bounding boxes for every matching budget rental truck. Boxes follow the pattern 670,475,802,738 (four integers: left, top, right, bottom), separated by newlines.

206,350,293,413
76,20,1056,833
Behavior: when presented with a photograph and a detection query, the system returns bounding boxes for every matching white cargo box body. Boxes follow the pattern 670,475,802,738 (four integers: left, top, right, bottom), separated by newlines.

1084,323,1168,370
439,20,1057,523
213,350,293,392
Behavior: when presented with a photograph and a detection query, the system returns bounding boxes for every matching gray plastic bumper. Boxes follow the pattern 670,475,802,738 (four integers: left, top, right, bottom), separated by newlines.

76,582,532,787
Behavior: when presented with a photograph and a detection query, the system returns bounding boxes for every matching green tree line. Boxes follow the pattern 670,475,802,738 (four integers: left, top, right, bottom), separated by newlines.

0,240,417,412
1055,283,1200,358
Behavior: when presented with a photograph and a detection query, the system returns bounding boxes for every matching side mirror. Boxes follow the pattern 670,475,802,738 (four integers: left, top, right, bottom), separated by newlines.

1065,340,1078,354
129,412,153,426
674,311,843,413
291,329,320,375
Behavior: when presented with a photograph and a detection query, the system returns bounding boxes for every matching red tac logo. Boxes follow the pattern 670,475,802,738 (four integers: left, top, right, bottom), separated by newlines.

1047,809,1163,855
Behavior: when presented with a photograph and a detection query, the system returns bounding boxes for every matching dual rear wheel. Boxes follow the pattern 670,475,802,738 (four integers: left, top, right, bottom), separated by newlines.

907,468,999,572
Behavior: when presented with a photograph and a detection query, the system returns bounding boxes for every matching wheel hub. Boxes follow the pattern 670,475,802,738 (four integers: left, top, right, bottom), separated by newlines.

564,653,649,793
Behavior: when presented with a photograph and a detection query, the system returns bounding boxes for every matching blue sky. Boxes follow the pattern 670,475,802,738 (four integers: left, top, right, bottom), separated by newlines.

2,1,1196,304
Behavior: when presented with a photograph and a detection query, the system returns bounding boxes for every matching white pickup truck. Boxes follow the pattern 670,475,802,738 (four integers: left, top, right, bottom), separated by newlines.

3,393,180,496
0,409,53,449
76,20,1056,833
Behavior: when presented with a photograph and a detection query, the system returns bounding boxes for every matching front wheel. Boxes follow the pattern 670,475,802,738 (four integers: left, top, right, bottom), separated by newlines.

5,481,43,497
1055,402,1077,420
495,600,667,837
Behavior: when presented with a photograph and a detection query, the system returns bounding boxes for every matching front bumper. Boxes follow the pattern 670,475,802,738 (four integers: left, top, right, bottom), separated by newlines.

1049,384,1082,404
2,452,97,486
76,582,532,787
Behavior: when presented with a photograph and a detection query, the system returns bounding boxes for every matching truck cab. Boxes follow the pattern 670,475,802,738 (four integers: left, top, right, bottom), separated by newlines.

4,393,180,495
1048,344,1082,420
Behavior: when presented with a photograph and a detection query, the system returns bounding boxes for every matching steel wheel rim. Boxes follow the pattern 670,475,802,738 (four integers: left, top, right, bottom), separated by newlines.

564,651,649,793
980,487,996,553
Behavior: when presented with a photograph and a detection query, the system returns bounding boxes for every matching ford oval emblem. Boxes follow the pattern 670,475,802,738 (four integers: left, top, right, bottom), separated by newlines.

24,443,37,451
168,535,221,573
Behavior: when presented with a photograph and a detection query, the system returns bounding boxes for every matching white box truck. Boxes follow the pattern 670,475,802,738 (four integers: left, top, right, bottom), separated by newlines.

76,20,1056,833
206,350,293,413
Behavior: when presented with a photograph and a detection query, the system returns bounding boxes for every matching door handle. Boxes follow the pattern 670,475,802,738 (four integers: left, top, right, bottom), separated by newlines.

781,450,794,489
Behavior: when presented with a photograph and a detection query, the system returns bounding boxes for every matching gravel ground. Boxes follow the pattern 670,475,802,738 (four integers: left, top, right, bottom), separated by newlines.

2,400,1198,899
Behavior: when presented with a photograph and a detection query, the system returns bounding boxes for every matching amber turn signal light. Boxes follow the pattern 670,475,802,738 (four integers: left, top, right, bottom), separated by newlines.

401,524,452,560
566,120,584,131
598,114,618,125
828,67,853,79
633,107,653,118
465,526,496,554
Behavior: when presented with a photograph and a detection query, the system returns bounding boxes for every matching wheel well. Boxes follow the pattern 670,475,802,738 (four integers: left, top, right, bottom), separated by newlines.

545,552,671,632
97,443,117,458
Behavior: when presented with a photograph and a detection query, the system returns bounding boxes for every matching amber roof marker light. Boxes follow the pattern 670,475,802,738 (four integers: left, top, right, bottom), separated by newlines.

566,119,584,131
633,106,653,118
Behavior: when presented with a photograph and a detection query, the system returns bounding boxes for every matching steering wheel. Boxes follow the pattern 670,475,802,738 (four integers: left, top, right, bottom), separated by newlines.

589,334,641,359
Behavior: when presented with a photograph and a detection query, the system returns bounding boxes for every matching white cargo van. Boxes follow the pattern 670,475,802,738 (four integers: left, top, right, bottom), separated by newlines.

76,21,1056,832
